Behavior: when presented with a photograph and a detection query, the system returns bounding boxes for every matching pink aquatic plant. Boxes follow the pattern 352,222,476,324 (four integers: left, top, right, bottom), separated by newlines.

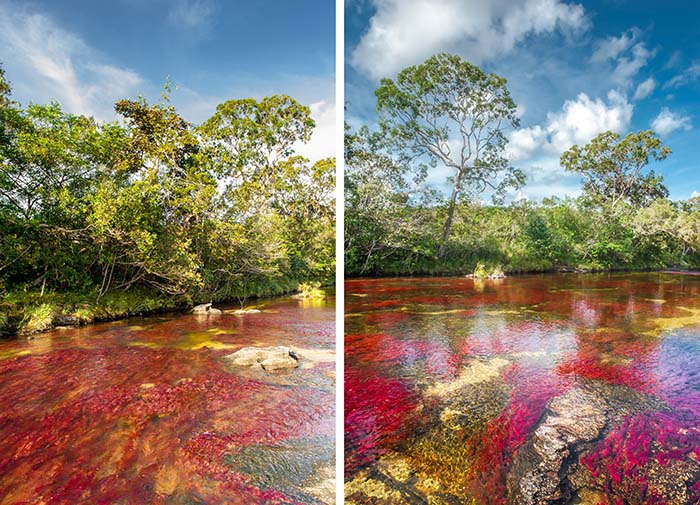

344,366,421,475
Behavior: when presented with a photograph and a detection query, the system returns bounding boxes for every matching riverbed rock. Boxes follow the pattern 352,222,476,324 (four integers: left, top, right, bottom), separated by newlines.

225,346,299,370
507,380,668,504
230,308,261,315
192,303,222,315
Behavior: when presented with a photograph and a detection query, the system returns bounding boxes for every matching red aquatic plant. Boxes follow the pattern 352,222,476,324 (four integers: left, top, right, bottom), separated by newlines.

344,366,421,475
582,411,700,503
464,364,567,504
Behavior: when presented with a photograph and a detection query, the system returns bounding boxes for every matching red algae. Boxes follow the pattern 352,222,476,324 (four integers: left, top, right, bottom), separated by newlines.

0,295,335,504
344,366,421,475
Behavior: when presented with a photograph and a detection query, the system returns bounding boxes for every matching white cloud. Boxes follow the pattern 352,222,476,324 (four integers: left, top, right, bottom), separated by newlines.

0,2,143,120
350,0,589,80
294,100,336,162
167,0,215,31
589,30,653,89
651,107,692,136
664,61,700,89
633,77,655,100
508,90,633,160
503,90,633,201
590,29,637,63
611,43,652,88
691,190,699,198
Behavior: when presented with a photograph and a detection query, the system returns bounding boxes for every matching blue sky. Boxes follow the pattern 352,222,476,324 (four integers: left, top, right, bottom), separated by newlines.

0,0,335,161
345,0,700,201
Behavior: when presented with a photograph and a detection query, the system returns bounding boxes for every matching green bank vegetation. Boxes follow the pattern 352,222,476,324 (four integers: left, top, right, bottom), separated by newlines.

0,65,334,335
345,53,700,277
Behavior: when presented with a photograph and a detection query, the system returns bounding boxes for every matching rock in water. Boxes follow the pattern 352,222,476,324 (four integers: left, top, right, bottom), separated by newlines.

192,303,222,315
225,346,299,370
507,380,668,504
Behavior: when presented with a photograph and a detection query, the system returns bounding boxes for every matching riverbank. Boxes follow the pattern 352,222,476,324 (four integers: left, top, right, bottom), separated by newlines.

345,262,680,279
1,279,332,337
0,289,186,337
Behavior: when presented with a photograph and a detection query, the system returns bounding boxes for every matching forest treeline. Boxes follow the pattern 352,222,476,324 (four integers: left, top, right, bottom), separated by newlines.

0,65,334,334
345,53,700,277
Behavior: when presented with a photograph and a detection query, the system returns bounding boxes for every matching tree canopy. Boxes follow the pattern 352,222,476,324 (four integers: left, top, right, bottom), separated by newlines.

560,130,670,208
375,53,524,251
0,63,334,309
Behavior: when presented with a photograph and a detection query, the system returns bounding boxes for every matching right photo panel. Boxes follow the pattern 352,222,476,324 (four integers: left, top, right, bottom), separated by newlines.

344,1,700,504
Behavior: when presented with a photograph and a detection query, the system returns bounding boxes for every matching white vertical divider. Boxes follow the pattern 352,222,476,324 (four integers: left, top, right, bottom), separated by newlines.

334,0,345,502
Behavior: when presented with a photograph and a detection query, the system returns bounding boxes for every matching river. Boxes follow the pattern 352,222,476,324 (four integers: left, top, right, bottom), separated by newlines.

345,273,700,504
0,294,335,504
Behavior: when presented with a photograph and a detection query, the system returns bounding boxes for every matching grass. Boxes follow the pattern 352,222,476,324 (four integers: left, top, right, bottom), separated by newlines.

0,287,186,337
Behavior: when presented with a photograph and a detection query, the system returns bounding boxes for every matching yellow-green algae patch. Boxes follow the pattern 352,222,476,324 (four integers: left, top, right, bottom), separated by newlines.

405,429,474,500
129,331,236,351
638,306,700,336
0,348,31,360
345,470,405,503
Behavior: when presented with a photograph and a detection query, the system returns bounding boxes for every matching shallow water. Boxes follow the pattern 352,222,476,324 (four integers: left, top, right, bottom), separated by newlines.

0,295,335,504
345,273,700,504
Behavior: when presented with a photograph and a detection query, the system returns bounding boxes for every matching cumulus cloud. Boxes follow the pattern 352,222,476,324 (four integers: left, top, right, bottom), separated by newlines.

0,2,143,120
294,100,336,162
633,77,655,100
651,107,692,136
350,0,589,79
503,90,633,201
508,90,633,160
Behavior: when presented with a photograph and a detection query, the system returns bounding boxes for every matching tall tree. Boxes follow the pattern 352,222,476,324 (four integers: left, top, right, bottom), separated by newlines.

375,53,524,254
560,130,670,208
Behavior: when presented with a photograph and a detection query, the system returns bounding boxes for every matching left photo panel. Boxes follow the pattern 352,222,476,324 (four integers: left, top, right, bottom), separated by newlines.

0,1,336,503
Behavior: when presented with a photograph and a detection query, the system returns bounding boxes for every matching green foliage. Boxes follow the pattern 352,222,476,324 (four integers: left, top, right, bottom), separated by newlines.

346,54,687,278
0,63,334,334
345,193,700,277
297,281,326,299
560,130,670,208
473,262,488,279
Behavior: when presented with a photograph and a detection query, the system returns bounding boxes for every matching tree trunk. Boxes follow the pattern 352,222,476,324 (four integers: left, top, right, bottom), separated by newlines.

439,169,463,258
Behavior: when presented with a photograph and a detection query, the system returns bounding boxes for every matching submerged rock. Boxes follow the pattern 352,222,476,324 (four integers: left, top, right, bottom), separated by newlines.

225,346,299,370
507,380,668,504
192,303,222,315
230,308,262,315
425,357,510,397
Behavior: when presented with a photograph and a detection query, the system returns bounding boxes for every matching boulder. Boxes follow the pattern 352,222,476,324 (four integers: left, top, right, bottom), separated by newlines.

225,346,299,371
192,303,222,315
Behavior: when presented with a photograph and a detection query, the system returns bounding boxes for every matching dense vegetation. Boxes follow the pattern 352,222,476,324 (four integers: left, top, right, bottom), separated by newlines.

0,65,334,334
345,54,700,277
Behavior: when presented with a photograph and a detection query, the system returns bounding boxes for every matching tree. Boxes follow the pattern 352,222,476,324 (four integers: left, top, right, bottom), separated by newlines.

375,53,524,254
344,124,433,274
560,130,670,208
199,95,315,217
